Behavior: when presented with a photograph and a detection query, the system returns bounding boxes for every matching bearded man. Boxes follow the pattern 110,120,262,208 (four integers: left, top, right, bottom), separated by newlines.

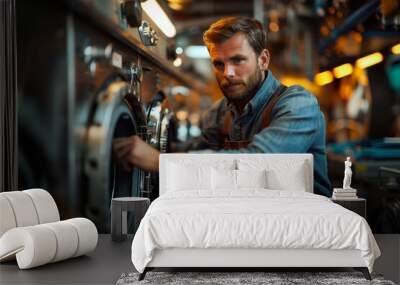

113,17,331,197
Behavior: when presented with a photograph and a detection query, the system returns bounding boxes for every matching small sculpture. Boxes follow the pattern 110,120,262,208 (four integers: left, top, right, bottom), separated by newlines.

343,157,353,189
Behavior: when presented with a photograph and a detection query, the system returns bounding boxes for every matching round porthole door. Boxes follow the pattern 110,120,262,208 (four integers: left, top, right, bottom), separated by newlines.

84,80,144,233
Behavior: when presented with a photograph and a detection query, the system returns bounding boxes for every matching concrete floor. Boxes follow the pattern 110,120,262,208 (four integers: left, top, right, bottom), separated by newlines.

373,235,400,284
1,235,399,285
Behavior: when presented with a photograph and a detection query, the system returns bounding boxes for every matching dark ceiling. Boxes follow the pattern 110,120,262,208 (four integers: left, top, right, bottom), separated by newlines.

164,0,400,77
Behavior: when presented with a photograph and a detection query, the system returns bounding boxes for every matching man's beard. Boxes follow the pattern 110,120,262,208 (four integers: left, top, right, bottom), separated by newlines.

219,68,264,105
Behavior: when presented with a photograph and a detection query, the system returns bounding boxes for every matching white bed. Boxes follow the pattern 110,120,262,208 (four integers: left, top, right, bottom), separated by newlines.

131,154,380,280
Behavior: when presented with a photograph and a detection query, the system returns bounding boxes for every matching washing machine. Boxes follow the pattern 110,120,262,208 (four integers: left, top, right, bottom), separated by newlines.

16,0,193,232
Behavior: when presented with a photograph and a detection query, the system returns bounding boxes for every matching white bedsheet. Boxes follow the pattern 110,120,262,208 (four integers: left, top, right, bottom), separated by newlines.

131,190,380,273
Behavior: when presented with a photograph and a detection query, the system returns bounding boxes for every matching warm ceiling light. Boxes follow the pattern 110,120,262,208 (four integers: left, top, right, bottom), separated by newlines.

392,43,400,55
173,57,182,67
355,52,383,69
314,71,333,86
269,22,279,32
168,3,184,10
185,45,210,59
333,63,353,78
176,110,188,120
142,0,176,38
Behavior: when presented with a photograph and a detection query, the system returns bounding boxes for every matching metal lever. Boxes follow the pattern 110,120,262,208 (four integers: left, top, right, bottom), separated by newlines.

138,21,158,46
122,58,143,100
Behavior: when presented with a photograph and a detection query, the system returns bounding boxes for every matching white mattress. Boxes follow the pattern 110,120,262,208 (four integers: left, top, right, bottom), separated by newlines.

131,190,380,273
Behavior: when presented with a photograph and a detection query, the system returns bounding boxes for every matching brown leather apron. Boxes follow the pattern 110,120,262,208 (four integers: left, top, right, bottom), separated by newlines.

221,84,287,150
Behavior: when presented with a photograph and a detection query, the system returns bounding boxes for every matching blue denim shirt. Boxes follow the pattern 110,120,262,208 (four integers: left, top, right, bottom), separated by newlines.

189,71,331,197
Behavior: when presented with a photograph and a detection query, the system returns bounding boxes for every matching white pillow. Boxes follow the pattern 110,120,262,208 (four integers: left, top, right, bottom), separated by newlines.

236,169,267,188
238,159,308,192
167,163,211,191
266,166,307,191
211,168,236,190
166,159,236,192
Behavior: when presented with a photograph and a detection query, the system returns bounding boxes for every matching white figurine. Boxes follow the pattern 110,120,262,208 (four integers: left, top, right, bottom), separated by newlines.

343,157,353,189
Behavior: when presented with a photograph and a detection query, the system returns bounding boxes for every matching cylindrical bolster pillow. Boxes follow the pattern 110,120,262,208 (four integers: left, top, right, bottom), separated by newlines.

0,191,39,228
0,196,17,237
42,221,79,262
64,218,98,257
0,189,60,239
0,226,57,269
23,189,60,224
0,218,98,269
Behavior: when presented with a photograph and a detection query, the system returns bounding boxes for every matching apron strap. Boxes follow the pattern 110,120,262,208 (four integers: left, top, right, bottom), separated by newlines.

260,84,287,129
221,84,288,144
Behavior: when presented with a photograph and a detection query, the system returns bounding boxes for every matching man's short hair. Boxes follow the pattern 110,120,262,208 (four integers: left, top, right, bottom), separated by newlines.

203,17,267,56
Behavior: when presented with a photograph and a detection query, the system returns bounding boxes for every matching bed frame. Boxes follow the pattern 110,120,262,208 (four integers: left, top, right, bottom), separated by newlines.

138,154,372,281
139,248,371,280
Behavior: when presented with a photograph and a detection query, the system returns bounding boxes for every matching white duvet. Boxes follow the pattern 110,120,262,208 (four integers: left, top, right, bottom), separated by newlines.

131,190,380,273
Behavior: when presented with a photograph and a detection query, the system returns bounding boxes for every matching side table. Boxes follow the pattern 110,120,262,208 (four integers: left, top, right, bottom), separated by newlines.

331,197,366,218
111,197,150,242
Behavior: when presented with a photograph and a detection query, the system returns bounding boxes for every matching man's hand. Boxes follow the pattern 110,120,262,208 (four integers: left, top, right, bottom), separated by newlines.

112,135,160,172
